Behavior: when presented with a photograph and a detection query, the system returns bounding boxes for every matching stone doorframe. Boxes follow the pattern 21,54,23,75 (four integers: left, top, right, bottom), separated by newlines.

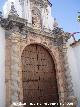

20,37,65,104
5,32,77,107
2,15,77,107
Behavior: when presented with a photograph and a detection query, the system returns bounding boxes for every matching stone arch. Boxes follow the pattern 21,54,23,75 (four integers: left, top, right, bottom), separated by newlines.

21,43,60,106
19,34,67,105
20,42,60,78
21,42,59,80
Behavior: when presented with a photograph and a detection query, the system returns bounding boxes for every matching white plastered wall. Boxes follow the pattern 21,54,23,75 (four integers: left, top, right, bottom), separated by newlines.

23,0,32,24
0,26,6,107
67,37,80,107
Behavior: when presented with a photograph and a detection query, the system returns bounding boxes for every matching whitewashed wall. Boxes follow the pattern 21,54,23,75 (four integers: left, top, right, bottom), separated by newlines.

23,0,32,24
0,26,6,107
67,38,80,107
3,0,22,18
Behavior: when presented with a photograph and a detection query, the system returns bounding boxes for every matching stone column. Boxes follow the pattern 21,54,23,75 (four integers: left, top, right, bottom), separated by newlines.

63,45,74,95
10,31,21,106
57,45,69,106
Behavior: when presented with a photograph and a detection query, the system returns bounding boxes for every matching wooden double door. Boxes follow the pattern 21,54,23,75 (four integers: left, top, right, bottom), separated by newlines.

21,44,59,107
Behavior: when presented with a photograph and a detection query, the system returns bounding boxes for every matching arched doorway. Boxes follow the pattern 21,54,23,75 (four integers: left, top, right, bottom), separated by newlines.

21,44,59,106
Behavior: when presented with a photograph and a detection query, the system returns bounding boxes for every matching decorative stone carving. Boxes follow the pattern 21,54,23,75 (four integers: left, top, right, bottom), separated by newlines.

0,9,77,107
30,0,48,7
52,27,71,46
20,26,28,38
32,8,42,29
0,15,28,35
9,2,19,16
53,27,63,35
53,18,58,28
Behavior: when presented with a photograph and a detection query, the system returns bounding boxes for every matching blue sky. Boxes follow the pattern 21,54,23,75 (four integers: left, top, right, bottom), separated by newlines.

0,0,5,11
50,0,80,40
0,0,80,40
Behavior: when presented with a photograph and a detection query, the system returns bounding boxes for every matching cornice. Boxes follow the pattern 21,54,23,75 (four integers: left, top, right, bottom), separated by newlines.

0,15,71,46
1,15,27,29
0,15,53,37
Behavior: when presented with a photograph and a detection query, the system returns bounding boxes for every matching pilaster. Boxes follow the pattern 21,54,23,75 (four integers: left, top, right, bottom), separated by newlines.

53,27,77,107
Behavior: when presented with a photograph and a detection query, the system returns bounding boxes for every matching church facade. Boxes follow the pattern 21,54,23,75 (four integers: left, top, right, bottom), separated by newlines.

0,0,77,107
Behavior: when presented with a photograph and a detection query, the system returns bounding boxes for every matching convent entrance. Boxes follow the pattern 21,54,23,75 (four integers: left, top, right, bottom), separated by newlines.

21,44,60,107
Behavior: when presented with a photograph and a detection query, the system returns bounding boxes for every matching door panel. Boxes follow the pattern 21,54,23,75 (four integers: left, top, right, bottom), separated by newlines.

21,44,59,107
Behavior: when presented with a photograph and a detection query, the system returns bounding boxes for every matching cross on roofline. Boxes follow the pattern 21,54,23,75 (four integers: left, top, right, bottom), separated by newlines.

70,32,80,41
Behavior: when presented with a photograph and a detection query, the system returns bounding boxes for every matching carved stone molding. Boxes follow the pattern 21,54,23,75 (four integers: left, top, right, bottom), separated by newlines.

52,27,71,46
0,15,27,30
30,0,48,7
3,15,77,107
9,2,19,16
